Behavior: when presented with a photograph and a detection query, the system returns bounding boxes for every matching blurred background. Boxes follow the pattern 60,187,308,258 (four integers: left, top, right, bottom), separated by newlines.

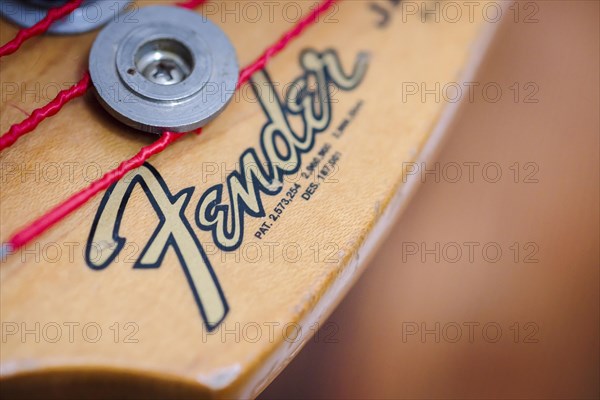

262,1,599,398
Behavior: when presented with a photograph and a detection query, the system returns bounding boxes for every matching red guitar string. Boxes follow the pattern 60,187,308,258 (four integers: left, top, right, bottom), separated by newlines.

0,72,91,151
6,131,188,252
1,0,337,255
0,0,84,57
0,0,209,152
238,0,335,87
176,0,208,10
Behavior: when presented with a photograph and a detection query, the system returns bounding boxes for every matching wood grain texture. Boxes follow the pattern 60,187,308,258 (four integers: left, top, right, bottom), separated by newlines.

0,1,497,397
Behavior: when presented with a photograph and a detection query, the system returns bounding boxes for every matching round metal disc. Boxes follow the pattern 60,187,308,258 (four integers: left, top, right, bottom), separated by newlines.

0,0,132,35
89,5,239,134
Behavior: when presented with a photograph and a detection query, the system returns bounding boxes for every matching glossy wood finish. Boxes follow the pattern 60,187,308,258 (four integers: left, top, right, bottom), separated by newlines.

1,1,498,397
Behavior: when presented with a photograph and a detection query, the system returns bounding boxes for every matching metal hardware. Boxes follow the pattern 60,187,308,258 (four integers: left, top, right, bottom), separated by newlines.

0,0,132,35
89,5,239,134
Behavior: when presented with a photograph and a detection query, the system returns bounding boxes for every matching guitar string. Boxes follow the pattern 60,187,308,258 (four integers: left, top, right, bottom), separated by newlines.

0,0,208,151
0,72,91,151
0,0,337,258
0,0,206,59
176,0,210,10
0,0,84,57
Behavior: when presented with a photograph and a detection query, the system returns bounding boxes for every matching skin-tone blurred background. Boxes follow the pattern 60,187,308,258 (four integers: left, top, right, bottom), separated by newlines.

261,1,599,398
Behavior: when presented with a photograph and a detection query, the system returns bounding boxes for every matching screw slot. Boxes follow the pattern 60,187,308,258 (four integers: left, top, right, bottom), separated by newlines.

134,38,194,86
91,6,238,133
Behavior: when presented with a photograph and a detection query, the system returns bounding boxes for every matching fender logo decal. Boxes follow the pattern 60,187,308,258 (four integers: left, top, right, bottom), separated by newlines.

86,49,369,331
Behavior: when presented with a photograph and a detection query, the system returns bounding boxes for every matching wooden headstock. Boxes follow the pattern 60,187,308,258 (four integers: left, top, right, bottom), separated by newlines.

0,1,502,397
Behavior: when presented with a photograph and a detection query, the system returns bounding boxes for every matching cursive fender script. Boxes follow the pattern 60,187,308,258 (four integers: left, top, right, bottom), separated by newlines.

86,49,369,330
